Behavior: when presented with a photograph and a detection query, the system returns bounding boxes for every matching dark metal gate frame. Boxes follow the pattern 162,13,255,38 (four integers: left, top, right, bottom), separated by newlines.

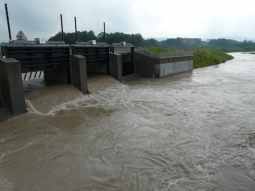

72,44,111,75
1,44,70,72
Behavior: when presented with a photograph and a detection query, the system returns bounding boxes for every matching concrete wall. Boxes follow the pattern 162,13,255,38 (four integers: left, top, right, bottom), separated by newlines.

134,52,193,78
109,53,122,81
134,52,159,78
158,60,193,78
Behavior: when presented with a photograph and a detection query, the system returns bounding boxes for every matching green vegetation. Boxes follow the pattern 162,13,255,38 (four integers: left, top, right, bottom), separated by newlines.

145,47,178,57
193,48,233,68
48,31,255,52
144,47,193,57
48,31,238,69
49,31,97,44
49,31,144,46
144,47,233,68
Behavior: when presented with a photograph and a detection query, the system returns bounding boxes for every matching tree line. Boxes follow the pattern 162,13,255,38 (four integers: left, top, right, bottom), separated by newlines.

48,30,255,52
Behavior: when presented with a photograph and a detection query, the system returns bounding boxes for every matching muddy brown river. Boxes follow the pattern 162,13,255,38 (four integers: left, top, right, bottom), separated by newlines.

1,52,255,191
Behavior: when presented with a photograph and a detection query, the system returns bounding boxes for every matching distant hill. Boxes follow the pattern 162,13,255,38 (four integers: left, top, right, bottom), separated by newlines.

160,38,204,49
48,31,255,52
206,39,255,52
159,38,255,51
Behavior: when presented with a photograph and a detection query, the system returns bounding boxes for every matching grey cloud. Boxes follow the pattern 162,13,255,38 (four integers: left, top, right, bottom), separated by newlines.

1,0,255,42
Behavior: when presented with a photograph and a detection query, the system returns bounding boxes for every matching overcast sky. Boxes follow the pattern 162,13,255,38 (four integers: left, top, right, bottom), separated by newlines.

1,0,255,42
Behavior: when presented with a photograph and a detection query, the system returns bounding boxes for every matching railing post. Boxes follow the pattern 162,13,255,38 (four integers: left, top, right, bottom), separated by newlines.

74,16,78,42
4,3,12,41
60,14,64,41
103,22,106,41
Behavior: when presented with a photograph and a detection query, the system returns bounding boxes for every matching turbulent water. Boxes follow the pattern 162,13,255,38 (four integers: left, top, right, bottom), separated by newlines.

0,52,255,191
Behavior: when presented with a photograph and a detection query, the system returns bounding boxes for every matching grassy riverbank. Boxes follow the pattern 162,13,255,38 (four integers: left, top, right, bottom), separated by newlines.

144,47,192,57
193,48,233,68
144,47,234,68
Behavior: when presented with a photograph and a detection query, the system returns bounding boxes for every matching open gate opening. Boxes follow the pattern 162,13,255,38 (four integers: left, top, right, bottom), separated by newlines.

72,42,111,77
0,91,3,109
122,53,134,76
110,43,135,80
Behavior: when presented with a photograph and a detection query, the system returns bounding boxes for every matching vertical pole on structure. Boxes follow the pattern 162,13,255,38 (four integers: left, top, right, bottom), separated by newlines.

4,3,12,41
74,16,78,42
103,22,106,41
60,14,64,41
131,46,135,73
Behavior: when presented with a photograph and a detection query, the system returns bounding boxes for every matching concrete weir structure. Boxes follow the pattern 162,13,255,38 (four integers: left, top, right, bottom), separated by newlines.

0,40,193,119
0,42,90,117
0,40,135,118
134,52,193,78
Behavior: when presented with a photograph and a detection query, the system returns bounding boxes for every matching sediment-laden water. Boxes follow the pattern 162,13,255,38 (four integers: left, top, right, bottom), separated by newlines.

0,52,255,191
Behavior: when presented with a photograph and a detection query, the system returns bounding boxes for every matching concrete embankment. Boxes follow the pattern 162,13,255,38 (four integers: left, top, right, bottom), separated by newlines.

134,52,193,78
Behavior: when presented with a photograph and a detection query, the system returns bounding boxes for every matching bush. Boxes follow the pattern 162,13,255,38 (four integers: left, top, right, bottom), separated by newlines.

193,48,233,68
144,47,191,57
144,47,233,69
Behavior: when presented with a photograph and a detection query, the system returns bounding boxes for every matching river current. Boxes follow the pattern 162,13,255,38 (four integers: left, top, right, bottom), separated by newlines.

0,52,255,191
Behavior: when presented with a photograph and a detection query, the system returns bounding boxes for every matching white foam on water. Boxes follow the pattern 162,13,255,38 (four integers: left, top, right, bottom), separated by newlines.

0,176,14,191
25,83,132,116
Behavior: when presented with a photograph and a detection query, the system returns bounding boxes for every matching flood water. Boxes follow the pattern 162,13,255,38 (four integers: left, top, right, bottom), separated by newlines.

1,52,255,191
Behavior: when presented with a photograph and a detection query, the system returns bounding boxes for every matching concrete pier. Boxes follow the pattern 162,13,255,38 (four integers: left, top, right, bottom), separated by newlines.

112,43,135,77
0,58,26,115
109,53,123,81
70,55,88,94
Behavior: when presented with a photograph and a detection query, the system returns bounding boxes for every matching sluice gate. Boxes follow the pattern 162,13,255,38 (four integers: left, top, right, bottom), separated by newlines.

122,53,134,76
1,45,69,72
1,45,70,84
0,3,136,119
0,41,135,118
72,43,111,74
0,43,86,117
